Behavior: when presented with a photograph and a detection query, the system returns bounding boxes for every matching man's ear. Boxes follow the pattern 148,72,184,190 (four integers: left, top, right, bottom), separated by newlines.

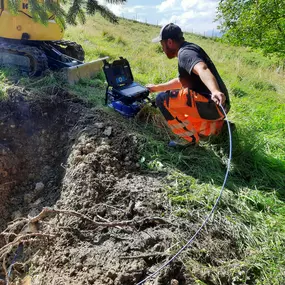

167,38,174,47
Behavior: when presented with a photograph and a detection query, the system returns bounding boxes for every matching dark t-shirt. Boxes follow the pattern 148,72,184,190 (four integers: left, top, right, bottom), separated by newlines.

178,41,230,108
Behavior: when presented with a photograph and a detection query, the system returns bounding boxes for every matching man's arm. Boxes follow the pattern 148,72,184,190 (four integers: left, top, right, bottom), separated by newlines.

192,62,225,105
146,78,182,93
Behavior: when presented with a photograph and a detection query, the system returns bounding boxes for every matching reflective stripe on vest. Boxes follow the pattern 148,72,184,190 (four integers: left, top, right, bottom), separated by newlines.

168,119,196,141
198,121,208,136
179,131,195,138
210,121,217,134
169,121,190,130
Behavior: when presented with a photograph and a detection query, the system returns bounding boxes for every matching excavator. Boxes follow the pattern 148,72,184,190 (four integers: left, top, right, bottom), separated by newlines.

0,0,105,82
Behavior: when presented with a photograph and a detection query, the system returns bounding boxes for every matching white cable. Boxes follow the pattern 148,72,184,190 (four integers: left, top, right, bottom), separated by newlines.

136,104,232,285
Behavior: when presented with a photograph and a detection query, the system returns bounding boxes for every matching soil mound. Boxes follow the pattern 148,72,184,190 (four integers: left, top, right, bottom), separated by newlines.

0,89,185,285
0,88,243,285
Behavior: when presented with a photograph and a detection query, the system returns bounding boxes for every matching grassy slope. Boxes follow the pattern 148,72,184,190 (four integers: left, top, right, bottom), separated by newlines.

66,16,285,158
68,17,285,284
1,15,285,284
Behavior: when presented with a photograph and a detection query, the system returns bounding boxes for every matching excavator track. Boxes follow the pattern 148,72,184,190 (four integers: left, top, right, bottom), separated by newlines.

49,40,85,61
0,41,48,76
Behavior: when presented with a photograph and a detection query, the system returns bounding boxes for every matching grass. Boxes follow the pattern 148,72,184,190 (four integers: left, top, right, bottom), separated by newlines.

0,68,22,99
0,15,284,284
164,170,285,283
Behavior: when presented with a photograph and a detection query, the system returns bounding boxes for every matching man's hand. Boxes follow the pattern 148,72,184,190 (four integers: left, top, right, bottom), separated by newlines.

146,79,182,93
146,84,160,93
211,91,226,105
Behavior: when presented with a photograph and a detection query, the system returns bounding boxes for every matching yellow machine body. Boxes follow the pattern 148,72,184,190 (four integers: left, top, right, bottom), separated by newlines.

0,0,106,83
0,0,64,40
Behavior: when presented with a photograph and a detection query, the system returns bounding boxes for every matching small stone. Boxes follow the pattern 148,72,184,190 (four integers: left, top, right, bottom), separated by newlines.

35,182,44,192
171,279,179,285
61,256,69,264
86,143,92,149
75,263,83,270
126,173,132,179
94,123,104,129
135,201,143,209
73,150,82,157
107,269,117,280
85,143,95,154
28,209,39,218
103,127,112,136
32,198,43,206
87,277,95,284
83,201,90,208
12,211,22,220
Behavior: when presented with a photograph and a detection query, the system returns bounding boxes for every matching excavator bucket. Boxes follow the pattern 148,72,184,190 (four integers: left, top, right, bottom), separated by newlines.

63,57,109,84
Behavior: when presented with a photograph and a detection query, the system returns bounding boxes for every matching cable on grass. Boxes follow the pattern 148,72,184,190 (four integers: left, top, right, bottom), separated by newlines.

136,104,233,285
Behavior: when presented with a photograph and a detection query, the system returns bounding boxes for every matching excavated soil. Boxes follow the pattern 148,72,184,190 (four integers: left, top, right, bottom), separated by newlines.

0,88,244,285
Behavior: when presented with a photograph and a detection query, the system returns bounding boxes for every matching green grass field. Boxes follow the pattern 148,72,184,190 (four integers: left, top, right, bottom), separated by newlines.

1,15,285,284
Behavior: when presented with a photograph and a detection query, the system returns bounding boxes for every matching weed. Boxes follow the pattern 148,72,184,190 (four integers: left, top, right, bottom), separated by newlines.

102,30,115,42
231,87,248,98
252,81,277,91
116,36,127,46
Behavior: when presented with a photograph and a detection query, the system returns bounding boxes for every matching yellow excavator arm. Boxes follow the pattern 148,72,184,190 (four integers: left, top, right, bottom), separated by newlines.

0,0,64,41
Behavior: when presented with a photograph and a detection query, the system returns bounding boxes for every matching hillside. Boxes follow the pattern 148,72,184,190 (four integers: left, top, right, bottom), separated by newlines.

0,15,284,285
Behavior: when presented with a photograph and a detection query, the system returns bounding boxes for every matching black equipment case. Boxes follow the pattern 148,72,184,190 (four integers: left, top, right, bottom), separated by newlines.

103,57,150,111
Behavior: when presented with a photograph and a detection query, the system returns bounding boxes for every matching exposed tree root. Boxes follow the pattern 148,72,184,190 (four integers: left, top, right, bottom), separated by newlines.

119,252,170,260
0,207,175,283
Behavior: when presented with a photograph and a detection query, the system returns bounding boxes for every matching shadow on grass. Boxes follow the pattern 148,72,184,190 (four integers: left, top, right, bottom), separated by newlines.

139,126,285,200
210,129,285,199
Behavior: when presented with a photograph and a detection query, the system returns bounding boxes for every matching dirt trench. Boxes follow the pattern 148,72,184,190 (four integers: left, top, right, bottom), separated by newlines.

0,88,81,229
0,88,188,285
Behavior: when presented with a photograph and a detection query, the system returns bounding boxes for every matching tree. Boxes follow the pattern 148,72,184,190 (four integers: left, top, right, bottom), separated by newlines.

8,0,127,29
216,0,285,57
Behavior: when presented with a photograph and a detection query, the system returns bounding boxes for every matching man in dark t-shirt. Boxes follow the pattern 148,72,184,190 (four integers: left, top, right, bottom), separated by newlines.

146,23,230,146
